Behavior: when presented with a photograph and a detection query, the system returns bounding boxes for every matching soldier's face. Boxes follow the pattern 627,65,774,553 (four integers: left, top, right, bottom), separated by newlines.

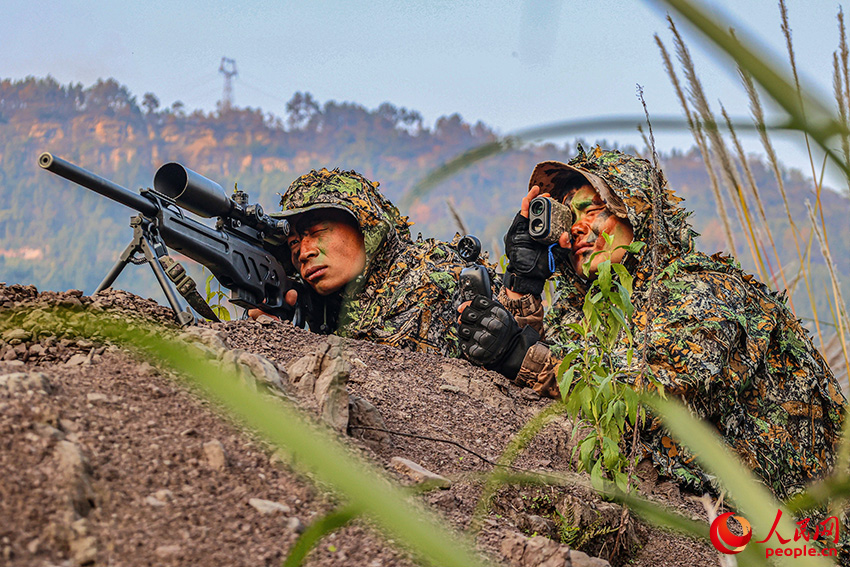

567,185,633,277
286,210,366,295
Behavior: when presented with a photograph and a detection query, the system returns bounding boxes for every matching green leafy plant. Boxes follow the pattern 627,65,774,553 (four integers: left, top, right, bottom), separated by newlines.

204,270,232,321
557,238,646,492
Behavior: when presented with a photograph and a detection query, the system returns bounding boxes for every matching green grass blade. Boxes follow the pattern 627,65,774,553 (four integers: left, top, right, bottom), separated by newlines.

1,308,496,567
284,504,360,567
402,115,783,207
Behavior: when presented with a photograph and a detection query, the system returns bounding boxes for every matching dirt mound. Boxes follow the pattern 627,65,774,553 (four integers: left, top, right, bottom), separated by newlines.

0,283,718,566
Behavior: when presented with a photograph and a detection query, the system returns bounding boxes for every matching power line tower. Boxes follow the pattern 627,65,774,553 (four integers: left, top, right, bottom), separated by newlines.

218,57,238,110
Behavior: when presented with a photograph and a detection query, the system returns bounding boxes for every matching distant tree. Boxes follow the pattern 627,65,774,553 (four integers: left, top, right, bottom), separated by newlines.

285,92,320,131
399,108,423,132
82,79,140,117
377,102,401,125
0,76,83,119
142,93,160,114
435,113,475,148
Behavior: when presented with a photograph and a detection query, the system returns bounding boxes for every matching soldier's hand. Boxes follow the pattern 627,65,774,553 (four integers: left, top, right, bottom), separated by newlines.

247,289,298,323
248,308,279,322
504,189,556,297
457,295,539,380
285,288,298,307
520,185,544,218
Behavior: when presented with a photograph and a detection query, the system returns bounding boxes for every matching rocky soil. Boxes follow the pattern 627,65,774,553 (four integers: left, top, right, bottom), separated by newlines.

0,283,721,567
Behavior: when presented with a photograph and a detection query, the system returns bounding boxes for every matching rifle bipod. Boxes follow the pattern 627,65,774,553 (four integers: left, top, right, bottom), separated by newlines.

95,215,220,326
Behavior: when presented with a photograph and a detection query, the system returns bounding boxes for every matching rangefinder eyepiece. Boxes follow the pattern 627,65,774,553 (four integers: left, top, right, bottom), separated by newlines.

528,196,573,245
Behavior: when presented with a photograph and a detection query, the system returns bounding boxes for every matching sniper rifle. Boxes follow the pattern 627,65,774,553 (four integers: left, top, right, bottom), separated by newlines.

38,152,303,327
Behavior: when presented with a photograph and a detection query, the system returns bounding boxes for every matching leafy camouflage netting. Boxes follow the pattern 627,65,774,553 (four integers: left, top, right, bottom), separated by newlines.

515,146,846,498
277,167,482,355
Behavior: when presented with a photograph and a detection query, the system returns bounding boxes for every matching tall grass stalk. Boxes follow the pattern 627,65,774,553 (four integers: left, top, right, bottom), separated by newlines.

741,64,829,350
720,103,771,283
661,21,740,258
721,104,786,293
667,19,773,285
778,0,822,210
656,0,850,386
837,9,850,186
806,203,850,394
655,33,739,259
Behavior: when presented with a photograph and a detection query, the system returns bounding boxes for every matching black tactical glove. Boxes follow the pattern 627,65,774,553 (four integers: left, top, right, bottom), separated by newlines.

503,212,554,296
457,295,540,380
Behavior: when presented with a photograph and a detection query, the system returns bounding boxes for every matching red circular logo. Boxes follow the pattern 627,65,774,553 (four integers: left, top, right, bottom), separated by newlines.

710,512,752,554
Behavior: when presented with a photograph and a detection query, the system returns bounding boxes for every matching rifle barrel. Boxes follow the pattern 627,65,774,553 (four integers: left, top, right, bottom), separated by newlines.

38,152,159,217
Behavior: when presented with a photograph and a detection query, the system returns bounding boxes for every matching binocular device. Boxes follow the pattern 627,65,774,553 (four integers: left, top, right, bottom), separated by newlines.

528,196,573,245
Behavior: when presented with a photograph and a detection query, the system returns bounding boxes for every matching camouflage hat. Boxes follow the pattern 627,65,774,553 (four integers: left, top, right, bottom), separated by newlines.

270,202,358,240
528,159,627,218
275,167,412,272
271,168,372,223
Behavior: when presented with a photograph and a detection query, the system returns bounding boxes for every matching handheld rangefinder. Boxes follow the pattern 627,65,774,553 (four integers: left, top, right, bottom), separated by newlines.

528,196,573,245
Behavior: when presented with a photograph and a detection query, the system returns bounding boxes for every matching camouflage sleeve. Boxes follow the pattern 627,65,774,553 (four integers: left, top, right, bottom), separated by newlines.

497,287,545,336
515,342,562,398
345,241,464,357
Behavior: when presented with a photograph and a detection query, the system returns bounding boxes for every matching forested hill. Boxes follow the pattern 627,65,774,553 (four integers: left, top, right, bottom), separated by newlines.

2,76,849,324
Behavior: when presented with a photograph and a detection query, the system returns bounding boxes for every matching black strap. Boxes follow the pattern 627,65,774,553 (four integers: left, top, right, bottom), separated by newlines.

158,255,221,322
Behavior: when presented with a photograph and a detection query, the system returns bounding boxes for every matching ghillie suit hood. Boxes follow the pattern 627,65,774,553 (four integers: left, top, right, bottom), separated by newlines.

531,146,845,498
529,144,696,322
277,168,472,355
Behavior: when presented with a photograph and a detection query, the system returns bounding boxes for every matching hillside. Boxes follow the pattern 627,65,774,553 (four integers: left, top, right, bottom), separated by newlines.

1,76,849,327
0,283,721,566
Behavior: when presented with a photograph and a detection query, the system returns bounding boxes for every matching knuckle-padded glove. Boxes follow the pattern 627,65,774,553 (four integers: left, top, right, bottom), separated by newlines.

457,295,540,380
503,212,554,296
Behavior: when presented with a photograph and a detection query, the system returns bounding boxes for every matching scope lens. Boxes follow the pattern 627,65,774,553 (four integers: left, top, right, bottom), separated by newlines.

530,200,545,215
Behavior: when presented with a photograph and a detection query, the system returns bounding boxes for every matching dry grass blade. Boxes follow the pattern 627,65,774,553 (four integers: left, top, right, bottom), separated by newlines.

739,60,826,347
837,9,850,188
655,0,849,169
669,18,767,272
445,197,468,235
779,0,820,189
805,203,850,394
658,24,738,256
833,53,850,186
720,104,774,287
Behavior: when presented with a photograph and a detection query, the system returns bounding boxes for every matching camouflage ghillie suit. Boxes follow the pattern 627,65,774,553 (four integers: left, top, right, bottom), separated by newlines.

504,146,846,498
277,168,477,356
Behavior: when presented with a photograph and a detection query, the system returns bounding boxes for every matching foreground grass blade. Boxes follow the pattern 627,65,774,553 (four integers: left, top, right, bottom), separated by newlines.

1,308,495,567
470,401,569,532
402,115,783,207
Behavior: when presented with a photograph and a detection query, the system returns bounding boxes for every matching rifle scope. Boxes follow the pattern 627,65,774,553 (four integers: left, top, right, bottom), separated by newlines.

153,163,233,219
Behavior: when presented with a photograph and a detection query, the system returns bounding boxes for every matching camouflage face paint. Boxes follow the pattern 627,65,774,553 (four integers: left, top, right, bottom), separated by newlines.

287,210,366,295
568,185,634,277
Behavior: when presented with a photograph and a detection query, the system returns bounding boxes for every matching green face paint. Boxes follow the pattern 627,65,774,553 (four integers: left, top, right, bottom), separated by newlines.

287,209,367,295
568,185,634,277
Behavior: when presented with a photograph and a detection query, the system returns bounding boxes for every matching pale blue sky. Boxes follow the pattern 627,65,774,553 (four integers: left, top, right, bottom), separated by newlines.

3,0,845,182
